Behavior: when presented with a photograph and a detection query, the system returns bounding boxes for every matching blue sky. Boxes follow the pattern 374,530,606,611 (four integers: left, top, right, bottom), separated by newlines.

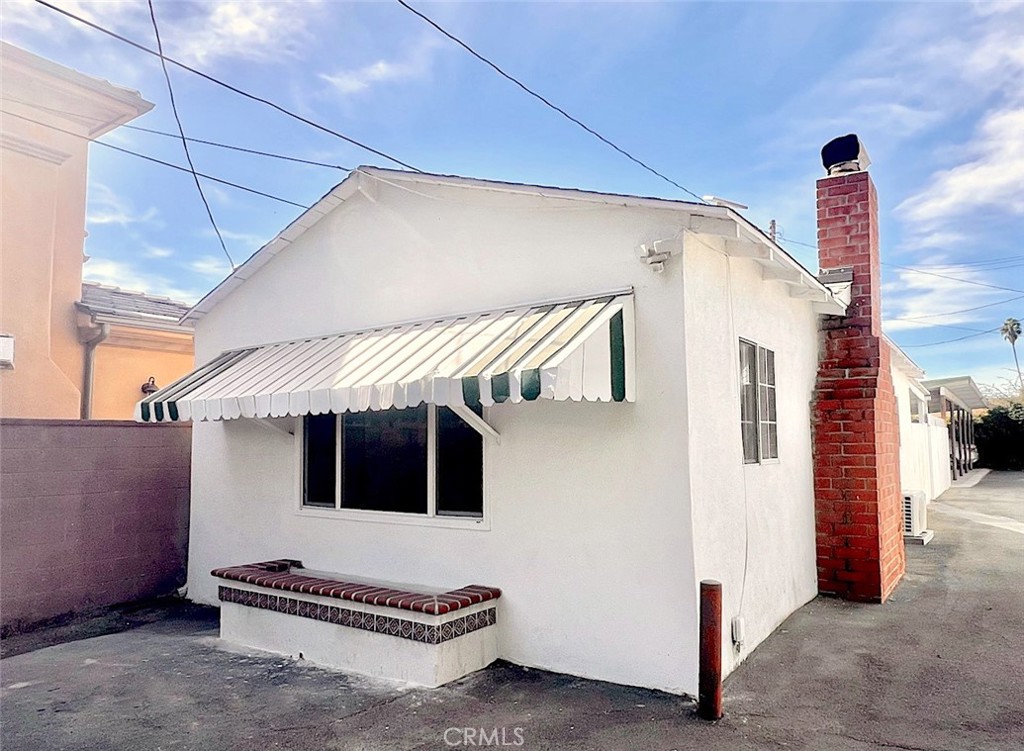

4,1,1024,390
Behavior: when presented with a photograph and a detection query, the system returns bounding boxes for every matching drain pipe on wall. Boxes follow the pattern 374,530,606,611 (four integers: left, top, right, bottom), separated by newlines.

80,323,109,419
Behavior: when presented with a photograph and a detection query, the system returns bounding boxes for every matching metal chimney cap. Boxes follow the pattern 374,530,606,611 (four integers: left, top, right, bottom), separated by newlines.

822,134,871,175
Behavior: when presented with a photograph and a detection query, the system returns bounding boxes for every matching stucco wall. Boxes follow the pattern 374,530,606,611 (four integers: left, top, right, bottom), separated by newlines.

892,366,951,502
186,178,826,694
0,121,89,419
0,419,191,633
682,241,820,678
92,329,194,420
189,181,698,694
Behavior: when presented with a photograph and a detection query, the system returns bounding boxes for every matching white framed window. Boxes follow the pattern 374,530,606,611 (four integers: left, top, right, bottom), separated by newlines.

300,404,484,519
739,339,778,464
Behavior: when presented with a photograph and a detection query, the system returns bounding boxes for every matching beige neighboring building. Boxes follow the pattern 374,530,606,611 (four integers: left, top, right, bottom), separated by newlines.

0,42,167,419
77,283,193,420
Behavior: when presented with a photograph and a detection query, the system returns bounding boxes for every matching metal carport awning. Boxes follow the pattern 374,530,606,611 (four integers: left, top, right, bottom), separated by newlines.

135,291,635,424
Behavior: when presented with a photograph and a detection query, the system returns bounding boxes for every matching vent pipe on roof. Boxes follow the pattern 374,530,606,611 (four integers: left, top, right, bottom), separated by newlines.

821,133,871,175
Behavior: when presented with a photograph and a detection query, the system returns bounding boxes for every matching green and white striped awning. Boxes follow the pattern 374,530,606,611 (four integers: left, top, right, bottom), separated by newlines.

135,291,635,423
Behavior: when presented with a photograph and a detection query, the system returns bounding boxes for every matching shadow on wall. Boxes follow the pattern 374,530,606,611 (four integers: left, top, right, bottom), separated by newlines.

974,405,1024,471
0,419,192,636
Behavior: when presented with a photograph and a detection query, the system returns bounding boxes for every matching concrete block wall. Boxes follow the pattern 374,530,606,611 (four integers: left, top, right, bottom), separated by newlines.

812,169,906,603
0,419,191,633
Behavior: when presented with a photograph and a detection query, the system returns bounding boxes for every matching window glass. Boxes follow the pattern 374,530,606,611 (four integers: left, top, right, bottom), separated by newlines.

342,406,428,514
436,405,484,517
739,341,759,463
758,346,779,460
303,413,337,508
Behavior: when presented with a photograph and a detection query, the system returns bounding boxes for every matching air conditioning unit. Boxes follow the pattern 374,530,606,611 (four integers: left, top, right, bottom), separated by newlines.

0,335,13,369
902,491,933,545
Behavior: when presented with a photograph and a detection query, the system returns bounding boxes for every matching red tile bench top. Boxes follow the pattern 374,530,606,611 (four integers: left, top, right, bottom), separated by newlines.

211,560,501,616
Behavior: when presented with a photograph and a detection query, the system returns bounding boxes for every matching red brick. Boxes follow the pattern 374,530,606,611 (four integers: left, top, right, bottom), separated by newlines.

812,168,905,603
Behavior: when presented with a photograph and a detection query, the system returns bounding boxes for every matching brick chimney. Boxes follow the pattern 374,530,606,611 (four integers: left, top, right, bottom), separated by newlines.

812,135,905,603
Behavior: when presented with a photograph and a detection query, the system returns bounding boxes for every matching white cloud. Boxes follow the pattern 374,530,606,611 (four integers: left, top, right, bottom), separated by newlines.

143,246,175,259
83,257,203,304
3,0,323,68
898,231,969,252
168,1,325,67
202,228,266,248
320,38,441,96
882,265,1011,332
766,3,1024,162
188,255,233,279
86,183,159,227
896,107,1024,227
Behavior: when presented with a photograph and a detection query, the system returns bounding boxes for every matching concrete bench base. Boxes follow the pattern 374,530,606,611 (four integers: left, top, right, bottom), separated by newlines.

217,582,498,687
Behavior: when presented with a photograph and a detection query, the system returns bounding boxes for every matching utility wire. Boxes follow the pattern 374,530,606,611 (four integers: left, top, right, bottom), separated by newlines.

395,0,707,203
124,125,351,170
900,326,1002,348
0,95,352,171
895,253,1024,268
147,0,234,270
884,319,990,334
881,262,1024,294
892,293,1024,321
776,235,1024,294
1,109,309,209
33,0,420,171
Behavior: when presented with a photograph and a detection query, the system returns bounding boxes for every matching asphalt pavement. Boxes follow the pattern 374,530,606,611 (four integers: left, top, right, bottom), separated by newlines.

2,471,1021,750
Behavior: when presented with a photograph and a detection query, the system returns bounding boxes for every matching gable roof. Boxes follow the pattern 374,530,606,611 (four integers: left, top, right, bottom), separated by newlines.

79,283,193,331
183,166,843,323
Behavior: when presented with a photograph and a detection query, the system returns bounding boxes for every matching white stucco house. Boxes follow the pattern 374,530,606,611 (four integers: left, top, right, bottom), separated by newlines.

888,337,953,504
138,157,927,695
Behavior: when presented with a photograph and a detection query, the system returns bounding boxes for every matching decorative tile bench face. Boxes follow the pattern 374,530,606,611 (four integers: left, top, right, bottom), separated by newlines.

218,586,497,644
211,559,501,616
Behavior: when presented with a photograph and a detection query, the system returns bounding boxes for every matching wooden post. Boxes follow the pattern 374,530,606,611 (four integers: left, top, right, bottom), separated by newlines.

969,413,975,470
698,580,723,720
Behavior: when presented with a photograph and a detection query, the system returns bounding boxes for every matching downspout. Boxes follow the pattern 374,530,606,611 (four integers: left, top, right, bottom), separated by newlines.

80,323,109,419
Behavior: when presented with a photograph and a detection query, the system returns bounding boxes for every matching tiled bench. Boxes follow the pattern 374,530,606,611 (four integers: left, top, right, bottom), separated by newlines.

212,559,501,687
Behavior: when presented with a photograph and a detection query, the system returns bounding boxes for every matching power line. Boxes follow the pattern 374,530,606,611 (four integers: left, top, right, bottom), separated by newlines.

882,262,1024,294
904,255,1024,268
395,0,707,203
891,293,1024,321
775,235,1024,294
900,326,1002,348
0,95,353,171
776,236,816,249
1,109,309,209
33,0,420,172
124,125,351,170
884,319,990,333
147,0,234,270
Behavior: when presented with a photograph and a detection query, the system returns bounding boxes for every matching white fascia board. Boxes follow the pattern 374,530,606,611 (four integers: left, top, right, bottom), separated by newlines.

884,334,926,381
90,312,194,334
1,42,153,138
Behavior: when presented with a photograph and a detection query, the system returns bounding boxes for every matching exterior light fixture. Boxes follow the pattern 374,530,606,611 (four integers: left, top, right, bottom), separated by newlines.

141,376,159,395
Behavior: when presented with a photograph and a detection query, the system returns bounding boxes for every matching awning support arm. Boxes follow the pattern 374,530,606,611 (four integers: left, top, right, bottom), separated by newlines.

449,404,501,444
252,418,295,437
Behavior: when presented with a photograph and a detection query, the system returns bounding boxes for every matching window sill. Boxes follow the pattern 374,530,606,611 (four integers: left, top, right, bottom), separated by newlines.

296,506,490,531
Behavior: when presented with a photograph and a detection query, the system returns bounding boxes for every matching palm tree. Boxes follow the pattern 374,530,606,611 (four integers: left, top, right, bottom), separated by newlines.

1001,317,1023,392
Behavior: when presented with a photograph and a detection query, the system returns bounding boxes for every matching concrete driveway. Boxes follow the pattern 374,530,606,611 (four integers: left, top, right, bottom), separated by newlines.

3,471,1022,750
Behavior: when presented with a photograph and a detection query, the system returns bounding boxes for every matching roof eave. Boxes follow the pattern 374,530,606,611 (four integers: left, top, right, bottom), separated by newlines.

183,167,845,322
